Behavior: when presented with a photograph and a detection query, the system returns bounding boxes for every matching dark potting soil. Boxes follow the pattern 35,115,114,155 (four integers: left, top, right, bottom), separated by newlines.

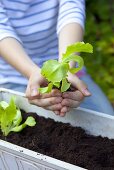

0,111,114,170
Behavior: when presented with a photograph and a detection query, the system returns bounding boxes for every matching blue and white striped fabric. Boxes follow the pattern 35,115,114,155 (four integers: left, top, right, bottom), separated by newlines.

0,0,85,85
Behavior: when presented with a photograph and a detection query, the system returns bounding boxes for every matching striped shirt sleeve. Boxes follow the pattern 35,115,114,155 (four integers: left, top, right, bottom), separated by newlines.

57,0,85,34
0,2,21,42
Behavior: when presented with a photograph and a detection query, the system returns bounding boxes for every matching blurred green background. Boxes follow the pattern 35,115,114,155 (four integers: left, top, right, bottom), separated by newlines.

83,0,114,105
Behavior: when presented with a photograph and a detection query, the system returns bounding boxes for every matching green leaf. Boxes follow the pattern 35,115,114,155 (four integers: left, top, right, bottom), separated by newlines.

62,42,93,59
11,124,26,132
0,105,4,123
0,101,9,109
61,78,71,92
49,63,68,82
0,98,17,136
5,98,17,122
39,82,53,93
12,116,36,132
41,60,69,82
62,54,84,73
41,60,59,79
53,82,60,88
0,97,36,136
24,116,36,126
13,109,22,126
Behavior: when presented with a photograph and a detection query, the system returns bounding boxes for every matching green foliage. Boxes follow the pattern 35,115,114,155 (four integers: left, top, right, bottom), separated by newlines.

83,0,114,104
39,42,93,93
0,98,36,136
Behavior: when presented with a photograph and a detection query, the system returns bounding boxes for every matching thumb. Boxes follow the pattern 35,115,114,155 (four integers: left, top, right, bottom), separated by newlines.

30,83,40,98
31,87,39,97
68,74,91,96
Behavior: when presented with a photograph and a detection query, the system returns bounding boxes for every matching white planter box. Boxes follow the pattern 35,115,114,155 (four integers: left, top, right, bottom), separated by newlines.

0,88,114,170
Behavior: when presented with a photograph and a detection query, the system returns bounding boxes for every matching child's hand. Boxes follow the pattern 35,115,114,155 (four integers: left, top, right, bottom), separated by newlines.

26,69,63,111
26,69,91,116
55,73,91,117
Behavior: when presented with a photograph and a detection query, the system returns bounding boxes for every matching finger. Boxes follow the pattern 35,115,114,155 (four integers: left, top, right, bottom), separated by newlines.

25,86,30,98
51,89,62,97
68,74,91,96
54,106,70,116
28,97,62,107
27,88,60,99
60,112,66,117
62,90,84,101
59,107,70,117
40,89,62,99
61,98,81,108
27,83,40,100
54,111,60,115
26,86,38,100
44,103,62,111
60,106,70,113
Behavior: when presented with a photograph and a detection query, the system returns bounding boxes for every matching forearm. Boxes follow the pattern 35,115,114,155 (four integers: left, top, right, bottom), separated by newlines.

0,38,40,78
58,23,83,67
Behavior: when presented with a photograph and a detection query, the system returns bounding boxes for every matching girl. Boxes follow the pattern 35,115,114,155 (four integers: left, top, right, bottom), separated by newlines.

0,0,113,116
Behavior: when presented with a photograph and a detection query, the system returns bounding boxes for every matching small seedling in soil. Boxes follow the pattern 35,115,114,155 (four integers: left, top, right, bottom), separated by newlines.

39,42,93,93
0,97,36,137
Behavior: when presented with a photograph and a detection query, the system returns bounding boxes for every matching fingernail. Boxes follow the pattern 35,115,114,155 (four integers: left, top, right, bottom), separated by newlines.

83,88,91,96
31,89,38,96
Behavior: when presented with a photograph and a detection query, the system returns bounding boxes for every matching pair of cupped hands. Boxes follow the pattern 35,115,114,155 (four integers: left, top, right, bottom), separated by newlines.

26,70,91,117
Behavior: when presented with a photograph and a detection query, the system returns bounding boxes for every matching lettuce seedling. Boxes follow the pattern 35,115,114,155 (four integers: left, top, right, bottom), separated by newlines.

0,97,36,136
39,42,93,93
